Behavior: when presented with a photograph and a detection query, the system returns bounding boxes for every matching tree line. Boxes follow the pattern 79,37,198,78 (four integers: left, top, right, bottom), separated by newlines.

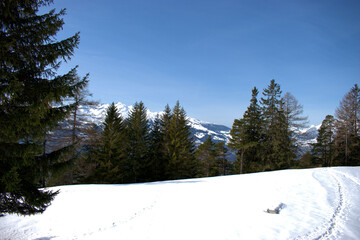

228,79,308,173
302,84,360,168
228,80,360,174
70,101,233,184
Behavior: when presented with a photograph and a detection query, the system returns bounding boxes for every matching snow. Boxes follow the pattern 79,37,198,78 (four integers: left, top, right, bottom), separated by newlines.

1,167,359,240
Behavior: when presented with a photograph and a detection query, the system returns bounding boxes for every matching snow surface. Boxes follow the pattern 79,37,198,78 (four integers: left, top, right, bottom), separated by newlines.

1,167,359,240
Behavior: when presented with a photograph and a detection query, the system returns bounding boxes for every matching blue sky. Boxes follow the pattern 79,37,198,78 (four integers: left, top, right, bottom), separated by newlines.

45,0,360,127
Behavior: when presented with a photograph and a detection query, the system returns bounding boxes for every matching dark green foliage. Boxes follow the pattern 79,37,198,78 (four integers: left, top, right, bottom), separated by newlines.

214,141,232,175
196,137,231,177
312,115,336,167
0,0,87,215
125,101,151,182
261,80,294,170
294,151,317,169
148,115,168,181
228,87,264,173
166,101,197,179
196,137,217,177
94,103,126,183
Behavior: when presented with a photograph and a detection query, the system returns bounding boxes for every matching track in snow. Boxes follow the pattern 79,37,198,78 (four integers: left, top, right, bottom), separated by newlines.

295,169,350,240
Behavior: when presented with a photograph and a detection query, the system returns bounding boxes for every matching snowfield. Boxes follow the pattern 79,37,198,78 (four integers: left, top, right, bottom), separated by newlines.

1,167,360,240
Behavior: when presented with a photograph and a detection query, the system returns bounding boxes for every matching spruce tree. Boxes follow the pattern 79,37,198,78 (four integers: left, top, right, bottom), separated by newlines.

312,115,336,167
166,101,196,179
94,103,125,183
160,104,172,161
261,80,293,170
228,87,264,173
148,114,168,181
126,101,150,182
0,0,87,215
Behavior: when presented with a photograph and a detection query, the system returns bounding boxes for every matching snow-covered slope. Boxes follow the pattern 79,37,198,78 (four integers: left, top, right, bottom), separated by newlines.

1,167,359,239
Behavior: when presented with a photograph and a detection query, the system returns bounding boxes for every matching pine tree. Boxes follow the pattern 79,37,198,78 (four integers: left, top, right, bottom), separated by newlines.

94,103,125,183
312,115,336,167
126,101,151,182
335,84,360,165
166,101,197,179
260,80,293,170
228,87,264,173
0,0,87,215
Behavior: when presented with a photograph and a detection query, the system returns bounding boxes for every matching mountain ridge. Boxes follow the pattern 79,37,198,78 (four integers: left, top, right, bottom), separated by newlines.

78,102,318,155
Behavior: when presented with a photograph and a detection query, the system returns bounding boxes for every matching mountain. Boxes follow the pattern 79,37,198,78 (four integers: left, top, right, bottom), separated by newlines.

295,125,321,155
79,102,231,145
78,102,318,156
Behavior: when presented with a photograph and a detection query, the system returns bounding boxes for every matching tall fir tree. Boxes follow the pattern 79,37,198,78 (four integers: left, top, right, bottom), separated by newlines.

335,84,360,166
148,114,168,181
166,101,197,179
94,103,126,183
228,87,264,173
312,115,336,167
0,0,87,215
260,79,293,170
126,101,151,182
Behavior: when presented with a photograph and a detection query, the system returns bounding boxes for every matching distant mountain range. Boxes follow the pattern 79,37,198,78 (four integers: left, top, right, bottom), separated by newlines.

78,102,319,157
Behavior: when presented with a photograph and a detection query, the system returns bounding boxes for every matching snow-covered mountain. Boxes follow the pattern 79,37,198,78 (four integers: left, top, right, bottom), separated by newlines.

2,167,360,239
79,102,231,145
296,125,321,155
79,102,319,155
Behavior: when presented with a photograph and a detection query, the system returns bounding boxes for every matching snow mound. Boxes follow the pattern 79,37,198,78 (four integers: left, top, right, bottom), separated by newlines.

1,167,359,239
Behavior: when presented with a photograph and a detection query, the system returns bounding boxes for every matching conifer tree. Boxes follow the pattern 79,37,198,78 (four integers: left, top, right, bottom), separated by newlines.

214,141,232,175
335,84,360,165
261,80,293,170
312,115,336,167
160,104,172,161
95,103,125,183
166,101,197,179
196,136,217,177
148,114,167,181
228,87,264,173
0,0,87,215
126,101,150,182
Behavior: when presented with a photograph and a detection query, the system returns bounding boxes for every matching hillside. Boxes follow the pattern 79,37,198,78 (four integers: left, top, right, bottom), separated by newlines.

1,167,359,239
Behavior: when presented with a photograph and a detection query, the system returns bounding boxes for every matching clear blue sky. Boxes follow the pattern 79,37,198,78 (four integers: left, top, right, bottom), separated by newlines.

45,0,360,127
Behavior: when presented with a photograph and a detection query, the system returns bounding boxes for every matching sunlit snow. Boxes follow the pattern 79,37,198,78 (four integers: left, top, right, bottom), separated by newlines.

2,167,359,240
